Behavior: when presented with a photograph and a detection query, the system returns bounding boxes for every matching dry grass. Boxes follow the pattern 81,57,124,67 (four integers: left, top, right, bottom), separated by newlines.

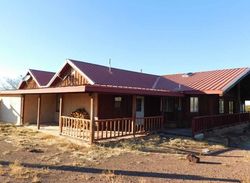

8,160,49,180
101,169,125,183
32,175,41,183
2,150,11,155
9,160,29,179
101,134,225,157
241,177,250,183
0,123,127,167
0,165,7,176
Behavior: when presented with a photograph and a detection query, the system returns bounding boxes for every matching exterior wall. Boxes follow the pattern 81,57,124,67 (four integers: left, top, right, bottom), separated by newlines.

51,64,89,87
98,94,132,119
144,96,161,117
181,94,219,127
41,94,57,124
22,78,38,89
0,95,22,125
98,94,161,119
62,93,91,116
24,95,38,124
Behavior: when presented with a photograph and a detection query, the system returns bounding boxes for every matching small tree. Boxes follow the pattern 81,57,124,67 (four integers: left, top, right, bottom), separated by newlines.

0,76,22,90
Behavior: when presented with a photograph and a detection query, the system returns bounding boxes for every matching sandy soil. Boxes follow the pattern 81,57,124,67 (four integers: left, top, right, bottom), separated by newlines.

0,123,249,183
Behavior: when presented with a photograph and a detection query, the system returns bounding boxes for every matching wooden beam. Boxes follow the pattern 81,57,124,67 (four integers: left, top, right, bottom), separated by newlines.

20,95,25,125
37,95,41,130
59,95,63,134
89,94,95,144
132,95,136,136
237,83,241,113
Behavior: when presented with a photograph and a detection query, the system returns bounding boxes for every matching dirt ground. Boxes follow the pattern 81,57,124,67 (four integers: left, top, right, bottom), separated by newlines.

0,123,250,183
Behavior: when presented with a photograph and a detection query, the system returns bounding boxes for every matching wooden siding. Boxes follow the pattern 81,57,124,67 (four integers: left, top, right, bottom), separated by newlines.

98,94,132,119
23,95,38,124
22,78,39,89
52,64,89,87
144,96,161,117
180,95,220,127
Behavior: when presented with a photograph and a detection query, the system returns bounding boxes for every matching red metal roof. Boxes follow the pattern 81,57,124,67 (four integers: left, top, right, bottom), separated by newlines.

163,68,250,94
29,69,55,86
18,69,55,89
5,59,250,96
68,59,182,91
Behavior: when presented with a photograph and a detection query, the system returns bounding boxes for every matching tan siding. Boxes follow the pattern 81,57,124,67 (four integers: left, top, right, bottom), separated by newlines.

40,94,57,123
62,93,91,117
24,95,38,124
0,96,22,124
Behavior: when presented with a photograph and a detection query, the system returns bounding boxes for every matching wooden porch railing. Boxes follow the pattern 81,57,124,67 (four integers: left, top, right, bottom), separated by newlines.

192,113,250,135
60,115,164,142
94,116,164,140
94,118,133,140
135,116,164,133
60,116,91,140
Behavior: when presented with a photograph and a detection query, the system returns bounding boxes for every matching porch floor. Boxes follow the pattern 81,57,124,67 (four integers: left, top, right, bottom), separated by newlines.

163,128,192,137
26,125,61,137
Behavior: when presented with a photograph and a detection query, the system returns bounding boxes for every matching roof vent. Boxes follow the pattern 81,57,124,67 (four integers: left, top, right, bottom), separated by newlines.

108,58,112,74
182,72,193,77
22,74,31,81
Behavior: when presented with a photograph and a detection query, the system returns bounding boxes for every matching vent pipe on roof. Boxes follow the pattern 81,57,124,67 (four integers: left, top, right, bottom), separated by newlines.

182,72,193,77
108,58,112,74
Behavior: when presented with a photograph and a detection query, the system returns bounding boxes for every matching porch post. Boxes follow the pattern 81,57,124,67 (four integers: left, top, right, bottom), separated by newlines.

37,95,41,130
132,95,136,136
160,97,164,130
89,93,95,144
20,95,25,126
59,95,63,134
237,83,241,113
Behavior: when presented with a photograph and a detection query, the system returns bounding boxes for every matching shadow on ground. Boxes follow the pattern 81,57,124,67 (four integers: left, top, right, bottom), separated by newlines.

0,160,240,182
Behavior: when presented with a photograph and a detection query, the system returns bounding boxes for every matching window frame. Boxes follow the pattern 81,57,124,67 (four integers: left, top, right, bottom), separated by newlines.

219,99,224,114
190,97,199,113
229,101,234,114
114,96,122,109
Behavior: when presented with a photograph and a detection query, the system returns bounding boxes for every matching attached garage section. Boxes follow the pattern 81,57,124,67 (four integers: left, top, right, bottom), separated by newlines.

23,94,58,125
0,95,22,125
23,95,38,124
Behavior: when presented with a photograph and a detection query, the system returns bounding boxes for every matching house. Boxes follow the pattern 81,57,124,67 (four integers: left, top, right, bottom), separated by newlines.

0,59,250,143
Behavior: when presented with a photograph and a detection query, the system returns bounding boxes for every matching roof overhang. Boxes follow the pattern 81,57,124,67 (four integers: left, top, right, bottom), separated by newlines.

222,68,250,95
85,84,183,97
0,84,183,97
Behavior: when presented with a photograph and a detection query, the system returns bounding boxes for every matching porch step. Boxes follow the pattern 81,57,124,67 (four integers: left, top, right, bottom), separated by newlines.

161,128,193,137
165,122,177,128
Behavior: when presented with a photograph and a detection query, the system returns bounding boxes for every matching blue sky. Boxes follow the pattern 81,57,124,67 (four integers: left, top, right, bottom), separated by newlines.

0,0,250,77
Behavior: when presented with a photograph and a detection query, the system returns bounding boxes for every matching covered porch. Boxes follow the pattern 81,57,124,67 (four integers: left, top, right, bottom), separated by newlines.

59,94,165,144
4,85,178,144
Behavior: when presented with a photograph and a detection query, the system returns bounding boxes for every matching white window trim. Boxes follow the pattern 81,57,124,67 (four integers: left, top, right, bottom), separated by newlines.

190,97,199,113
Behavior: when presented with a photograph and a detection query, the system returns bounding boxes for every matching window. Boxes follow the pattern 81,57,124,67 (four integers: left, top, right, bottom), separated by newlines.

114,97,122,109
190,97,199,113
229,101,234,114
162,97,174,112
219,99,224,114
136,98,142,112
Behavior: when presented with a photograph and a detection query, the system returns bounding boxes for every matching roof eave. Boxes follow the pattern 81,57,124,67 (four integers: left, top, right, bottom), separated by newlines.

85,85,183,97
221,68,250,95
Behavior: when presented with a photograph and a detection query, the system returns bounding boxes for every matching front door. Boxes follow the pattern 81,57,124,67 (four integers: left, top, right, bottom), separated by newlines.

136,96,144,124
